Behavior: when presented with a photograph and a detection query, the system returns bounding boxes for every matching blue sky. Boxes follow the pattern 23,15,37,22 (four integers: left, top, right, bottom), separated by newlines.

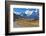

13,8,38,12
13,8,27,12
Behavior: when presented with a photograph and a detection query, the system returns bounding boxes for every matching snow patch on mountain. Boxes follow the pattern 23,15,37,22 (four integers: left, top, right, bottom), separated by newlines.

25,10,33,16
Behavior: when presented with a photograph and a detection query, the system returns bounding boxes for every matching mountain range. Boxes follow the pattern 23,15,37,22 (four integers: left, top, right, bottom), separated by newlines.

13,8,39,20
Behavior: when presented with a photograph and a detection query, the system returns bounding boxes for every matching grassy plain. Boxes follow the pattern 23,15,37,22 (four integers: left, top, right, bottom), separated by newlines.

15,19,39,27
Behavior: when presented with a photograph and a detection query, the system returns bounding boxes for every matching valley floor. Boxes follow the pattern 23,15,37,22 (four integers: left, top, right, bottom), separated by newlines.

13,19,39,27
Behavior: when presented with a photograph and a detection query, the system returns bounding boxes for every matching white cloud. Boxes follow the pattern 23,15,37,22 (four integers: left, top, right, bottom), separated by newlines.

25,10,33,16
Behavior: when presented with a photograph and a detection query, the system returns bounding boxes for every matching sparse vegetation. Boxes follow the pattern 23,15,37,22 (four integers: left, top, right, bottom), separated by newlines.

15,19,39,27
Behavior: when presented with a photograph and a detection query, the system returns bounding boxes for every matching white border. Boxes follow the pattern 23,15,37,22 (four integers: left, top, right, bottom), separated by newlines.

10,5,43,32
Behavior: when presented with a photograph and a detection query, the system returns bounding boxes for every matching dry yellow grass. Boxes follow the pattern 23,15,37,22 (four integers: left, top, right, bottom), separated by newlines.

15,19,39,27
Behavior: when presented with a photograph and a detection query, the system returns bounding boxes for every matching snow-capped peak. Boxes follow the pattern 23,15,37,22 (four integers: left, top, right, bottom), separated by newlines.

25,10,33,16
13,11,21,15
